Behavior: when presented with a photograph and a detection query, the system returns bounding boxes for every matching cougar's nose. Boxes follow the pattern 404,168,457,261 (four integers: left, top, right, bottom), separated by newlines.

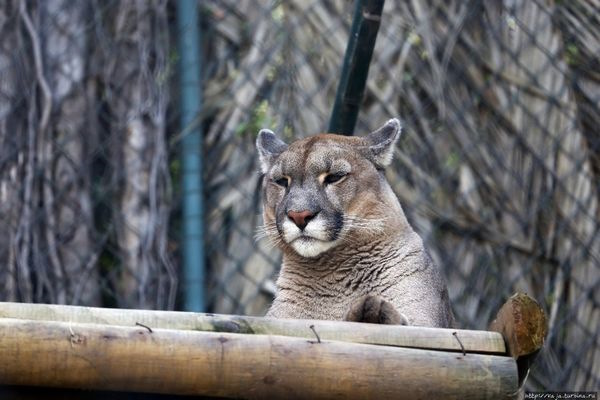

287,210,316,230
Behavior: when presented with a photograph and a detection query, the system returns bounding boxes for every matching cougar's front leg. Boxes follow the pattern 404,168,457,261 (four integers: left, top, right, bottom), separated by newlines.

344,295,409,325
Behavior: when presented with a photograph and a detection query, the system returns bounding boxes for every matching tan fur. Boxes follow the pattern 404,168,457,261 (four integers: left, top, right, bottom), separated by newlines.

256,120,454,327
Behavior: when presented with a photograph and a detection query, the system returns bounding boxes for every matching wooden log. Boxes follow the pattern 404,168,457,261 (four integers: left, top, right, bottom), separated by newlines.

489,292,547,387
0,302,505,354
0,318,517,400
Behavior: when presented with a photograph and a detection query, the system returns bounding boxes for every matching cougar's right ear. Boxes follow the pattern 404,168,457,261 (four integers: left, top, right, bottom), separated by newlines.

256,129,288,174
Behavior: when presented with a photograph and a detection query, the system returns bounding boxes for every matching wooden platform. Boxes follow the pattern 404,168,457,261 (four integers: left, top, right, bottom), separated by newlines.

0,296,546,399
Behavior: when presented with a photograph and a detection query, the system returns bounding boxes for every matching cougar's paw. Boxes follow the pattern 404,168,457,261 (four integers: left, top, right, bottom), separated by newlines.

344,295,409,325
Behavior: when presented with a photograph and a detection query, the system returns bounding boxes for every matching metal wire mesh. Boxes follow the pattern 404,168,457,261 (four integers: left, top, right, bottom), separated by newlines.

0,0,598,391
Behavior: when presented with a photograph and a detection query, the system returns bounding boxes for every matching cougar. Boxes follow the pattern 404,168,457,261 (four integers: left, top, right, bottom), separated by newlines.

256,119,454,327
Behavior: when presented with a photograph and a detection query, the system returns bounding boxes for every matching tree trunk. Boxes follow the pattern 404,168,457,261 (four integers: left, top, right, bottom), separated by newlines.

0,0,24,302
40,0,100,305
102,0,175,309
0,0,100,305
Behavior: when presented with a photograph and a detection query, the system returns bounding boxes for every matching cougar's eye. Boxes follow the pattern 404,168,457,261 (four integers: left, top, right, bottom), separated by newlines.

274,177,289,188
324,172,347,185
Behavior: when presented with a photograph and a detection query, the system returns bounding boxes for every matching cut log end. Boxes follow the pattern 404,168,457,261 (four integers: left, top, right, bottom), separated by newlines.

489,292,548,387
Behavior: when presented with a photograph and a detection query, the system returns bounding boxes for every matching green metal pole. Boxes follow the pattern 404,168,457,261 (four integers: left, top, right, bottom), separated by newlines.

177,0,204,311
328,0,385,136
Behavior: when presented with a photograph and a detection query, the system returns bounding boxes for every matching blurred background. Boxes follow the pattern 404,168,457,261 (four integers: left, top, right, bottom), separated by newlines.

0,0,598,392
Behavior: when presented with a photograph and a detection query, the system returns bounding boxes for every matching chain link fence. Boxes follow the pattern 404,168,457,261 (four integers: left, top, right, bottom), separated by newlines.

0,0,598,392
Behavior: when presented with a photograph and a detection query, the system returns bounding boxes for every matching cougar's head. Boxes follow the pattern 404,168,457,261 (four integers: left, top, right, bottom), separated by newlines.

256,119,402,258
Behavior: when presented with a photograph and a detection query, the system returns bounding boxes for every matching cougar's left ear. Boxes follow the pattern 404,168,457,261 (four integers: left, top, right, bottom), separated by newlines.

256,129,288,174
366,118,402,168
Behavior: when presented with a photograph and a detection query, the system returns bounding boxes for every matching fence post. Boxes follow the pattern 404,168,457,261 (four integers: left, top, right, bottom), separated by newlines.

177,0,205,311
328,0,385,136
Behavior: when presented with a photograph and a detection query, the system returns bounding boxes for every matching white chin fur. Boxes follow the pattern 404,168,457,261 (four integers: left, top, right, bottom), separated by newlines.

291,237,338,258
282,218,339,258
